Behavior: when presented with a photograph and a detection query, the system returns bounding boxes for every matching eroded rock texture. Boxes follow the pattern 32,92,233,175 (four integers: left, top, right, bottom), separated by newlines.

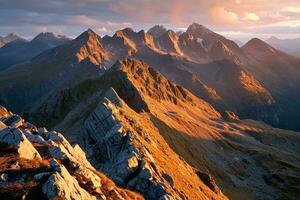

0,105,143,200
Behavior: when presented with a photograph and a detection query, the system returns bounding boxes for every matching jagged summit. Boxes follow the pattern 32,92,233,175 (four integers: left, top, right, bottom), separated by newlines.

31,32,69,43
5,32,21,40
186,23,213,36
0,32,23,48
74,29,109,64
83,58,191,113
110,59,192,105
76,28,99,41
147,25,167,38
104,27,156,55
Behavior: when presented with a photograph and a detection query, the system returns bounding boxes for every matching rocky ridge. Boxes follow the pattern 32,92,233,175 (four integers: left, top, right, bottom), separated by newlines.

0,105,143,199
0,32,70,71
28,59,229,199
27,59,300,200
1,23,300,131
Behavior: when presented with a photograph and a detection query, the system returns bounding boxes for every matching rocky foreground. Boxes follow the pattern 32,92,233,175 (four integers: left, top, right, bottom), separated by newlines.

0,106,143,199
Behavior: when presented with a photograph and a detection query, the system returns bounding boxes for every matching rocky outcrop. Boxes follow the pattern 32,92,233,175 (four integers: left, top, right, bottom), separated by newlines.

80,91,169,199
0,105,143,199
0,127,41,160
222,111,240,122
42,160,97,200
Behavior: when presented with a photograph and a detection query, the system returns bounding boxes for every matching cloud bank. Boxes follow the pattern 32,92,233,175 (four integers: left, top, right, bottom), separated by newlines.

0,0,299,40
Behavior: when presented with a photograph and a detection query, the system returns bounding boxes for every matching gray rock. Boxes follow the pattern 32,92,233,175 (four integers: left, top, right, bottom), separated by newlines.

42,165,97,200
38,127,48,134
79,97,169,199
3,115,24,128
34,172,52,181
0,127,41,160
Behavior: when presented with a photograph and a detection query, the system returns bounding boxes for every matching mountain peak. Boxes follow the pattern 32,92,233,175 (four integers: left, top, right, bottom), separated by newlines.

6,32,21,40
187,23,212,35
147,25,167,38
243,38,275,52
0,32,23,48
31,32,69,43
110,59,192,106
74,29,109,64
76,28,99,41
114,28,136,38
120,27,135,34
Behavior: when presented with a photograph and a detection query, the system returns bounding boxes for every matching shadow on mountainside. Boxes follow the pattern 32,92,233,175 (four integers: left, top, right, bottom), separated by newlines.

150,115,300,200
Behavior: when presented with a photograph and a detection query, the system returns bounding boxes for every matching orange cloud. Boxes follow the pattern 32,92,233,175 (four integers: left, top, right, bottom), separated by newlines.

243,12,260,21
210,7,238,25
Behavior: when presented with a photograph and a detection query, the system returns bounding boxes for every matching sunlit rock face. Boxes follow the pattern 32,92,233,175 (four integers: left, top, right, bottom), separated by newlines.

23,59,300,200
0,105,143,200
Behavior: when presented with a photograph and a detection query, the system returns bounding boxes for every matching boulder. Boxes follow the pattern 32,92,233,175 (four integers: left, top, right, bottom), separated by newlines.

0,127,41,160
42,164,97,200
3,115,24,128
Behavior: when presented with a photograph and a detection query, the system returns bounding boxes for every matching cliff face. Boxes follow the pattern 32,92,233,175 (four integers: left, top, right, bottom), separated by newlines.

0,105,143,200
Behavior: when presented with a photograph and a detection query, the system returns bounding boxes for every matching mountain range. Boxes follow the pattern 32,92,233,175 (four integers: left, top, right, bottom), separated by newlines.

1,23,300,131
1,22,300,199
0,32,70,71
0,33,22,48
266,36,300,58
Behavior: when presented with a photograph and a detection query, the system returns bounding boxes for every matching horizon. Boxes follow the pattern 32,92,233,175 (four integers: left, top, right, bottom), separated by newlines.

1,0,300,42
1,23,299,43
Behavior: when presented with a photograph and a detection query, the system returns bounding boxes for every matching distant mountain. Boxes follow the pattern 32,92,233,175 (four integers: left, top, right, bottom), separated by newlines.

0,32,22,48
266,36,300,58
1,24,300,131
242,38,300,130
147,25,167,39
27,59,300,200
0,26,282,130
0,29,108,112
179,23,244,64
147,23,244,64
191,59,279,124
0,32,70,70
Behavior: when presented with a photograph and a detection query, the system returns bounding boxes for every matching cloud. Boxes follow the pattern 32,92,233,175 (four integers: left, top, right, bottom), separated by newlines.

33,26,48,33
281,6,300,17
210,7,238,25
243,12,260,21
282,6,300,13
64,15,98,26
97,27,108,33
0,0,300,39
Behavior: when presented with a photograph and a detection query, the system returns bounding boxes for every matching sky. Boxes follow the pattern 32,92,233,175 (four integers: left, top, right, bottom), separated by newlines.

1,0,300,41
